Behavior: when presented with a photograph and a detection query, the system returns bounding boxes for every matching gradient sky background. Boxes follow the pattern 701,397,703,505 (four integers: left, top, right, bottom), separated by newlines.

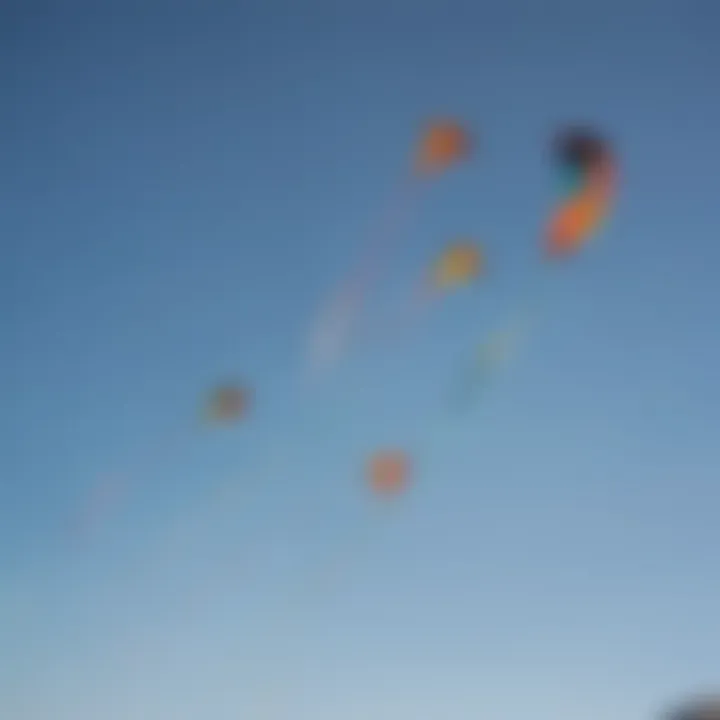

2,1,719,718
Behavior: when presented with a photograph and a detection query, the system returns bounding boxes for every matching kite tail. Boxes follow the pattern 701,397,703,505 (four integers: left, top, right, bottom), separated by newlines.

369,272,440,348
311,501,400,596
69,421,199,543
308,175,429,373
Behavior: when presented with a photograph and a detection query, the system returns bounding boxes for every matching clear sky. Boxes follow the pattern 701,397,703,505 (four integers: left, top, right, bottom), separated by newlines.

2,1,719,718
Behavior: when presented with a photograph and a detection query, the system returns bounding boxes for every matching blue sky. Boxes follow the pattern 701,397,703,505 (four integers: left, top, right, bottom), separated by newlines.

2,1,719,718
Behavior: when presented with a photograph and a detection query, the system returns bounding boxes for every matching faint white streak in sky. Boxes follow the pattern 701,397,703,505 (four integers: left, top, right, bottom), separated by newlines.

72,473,129,538
306,282,359,376
305,177,424,379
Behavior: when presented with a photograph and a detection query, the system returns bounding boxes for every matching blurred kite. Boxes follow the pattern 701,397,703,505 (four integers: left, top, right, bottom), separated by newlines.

368,240,486,346
544,126,617,258
432,242,484,290
554,128,607,172
205,383,250,425
307,119,472,375
368,449,410,497
414,121,471,176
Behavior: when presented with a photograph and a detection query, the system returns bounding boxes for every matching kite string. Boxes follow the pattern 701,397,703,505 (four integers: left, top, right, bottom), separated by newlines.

70,421,200,540
309,500,402,598
354,175,426,295
320,175,428,359
370,273,439,348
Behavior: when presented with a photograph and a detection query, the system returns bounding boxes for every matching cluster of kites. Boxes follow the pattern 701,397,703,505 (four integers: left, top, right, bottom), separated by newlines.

84,121,717,717
76,119,617,536
204,119,618,497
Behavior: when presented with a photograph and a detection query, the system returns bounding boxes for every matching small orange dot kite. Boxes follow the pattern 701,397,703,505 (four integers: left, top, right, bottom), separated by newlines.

414,120,471,176
205,383,250,425
367,450,410,497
